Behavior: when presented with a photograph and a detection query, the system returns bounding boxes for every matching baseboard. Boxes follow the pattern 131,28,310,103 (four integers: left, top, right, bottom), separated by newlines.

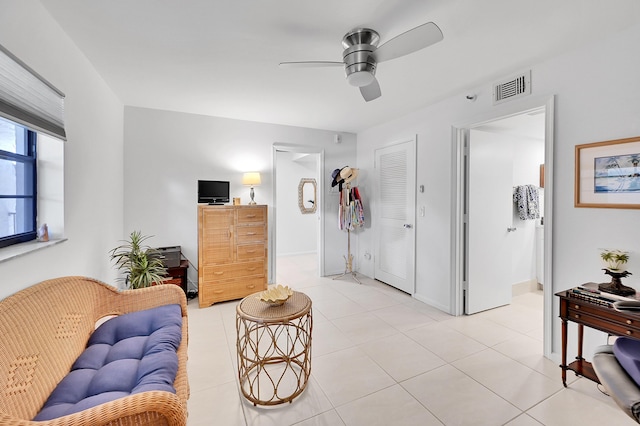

276,251,317,257
512,279,538,296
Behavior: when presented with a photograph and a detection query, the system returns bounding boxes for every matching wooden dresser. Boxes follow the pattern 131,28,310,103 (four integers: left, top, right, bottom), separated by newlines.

198,204,268,307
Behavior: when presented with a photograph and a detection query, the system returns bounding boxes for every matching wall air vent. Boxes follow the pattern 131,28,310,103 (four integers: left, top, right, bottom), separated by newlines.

493,70,531,105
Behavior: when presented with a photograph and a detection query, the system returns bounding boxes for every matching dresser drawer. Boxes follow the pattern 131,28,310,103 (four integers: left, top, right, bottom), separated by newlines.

237,243,266,260
203,261,264,281
237,225,265,244
200,277,266,306
237,208,266,225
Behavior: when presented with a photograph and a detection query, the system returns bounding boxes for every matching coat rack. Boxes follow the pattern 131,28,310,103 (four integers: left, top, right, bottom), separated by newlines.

333,182,361,284
333,226,361,284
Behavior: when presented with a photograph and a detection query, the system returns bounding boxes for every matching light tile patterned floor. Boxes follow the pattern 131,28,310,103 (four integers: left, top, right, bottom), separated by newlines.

186,254,635,425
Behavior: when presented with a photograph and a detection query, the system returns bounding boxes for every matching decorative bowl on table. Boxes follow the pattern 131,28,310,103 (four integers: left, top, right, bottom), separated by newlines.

258,285,293,306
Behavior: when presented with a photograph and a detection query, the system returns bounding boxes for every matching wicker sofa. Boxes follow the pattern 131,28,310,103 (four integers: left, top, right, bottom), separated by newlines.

0,276,189,425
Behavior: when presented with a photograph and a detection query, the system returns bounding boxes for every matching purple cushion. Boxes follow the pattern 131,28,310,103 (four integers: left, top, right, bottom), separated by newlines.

613,337,640,388
34,304,182,421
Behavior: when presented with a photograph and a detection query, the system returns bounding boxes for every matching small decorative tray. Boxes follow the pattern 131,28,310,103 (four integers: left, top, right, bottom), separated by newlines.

258,285,293,306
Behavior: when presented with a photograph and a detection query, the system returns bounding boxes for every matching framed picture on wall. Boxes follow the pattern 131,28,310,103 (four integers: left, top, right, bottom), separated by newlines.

575,136,640,209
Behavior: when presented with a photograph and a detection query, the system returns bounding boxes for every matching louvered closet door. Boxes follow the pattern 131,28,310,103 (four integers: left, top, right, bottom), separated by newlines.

374,138,416,294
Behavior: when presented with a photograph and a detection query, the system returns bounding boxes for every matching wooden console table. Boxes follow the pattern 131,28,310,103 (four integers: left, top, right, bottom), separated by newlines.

557,284,640,387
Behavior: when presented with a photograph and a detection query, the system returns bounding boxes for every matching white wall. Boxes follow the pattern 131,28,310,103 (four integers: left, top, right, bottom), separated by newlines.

123,106,355,289
275,151,318,256
356,23,640,359
0,0,124,299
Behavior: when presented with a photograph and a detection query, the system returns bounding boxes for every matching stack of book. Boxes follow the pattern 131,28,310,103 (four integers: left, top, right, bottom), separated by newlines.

568,286,633,307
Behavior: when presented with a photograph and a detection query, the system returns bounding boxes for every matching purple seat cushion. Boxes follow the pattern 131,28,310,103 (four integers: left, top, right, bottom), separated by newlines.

613,337,640,388
34,304,182,421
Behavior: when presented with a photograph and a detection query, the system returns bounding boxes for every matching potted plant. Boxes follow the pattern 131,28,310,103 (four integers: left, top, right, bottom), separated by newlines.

110,230,168,289
600,249,629,272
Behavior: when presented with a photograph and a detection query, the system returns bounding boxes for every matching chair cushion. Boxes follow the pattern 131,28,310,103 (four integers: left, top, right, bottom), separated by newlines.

613,337,640,388
34,304,182,421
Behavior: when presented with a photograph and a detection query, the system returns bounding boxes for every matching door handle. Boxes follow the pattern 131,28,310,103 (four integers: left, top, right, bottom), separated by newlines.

403,224,413,229
507,227,517,232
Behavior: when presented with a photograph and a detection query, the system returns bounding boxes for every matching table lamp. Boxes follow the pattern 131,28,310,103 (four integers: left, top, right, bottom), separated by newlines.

242,172,261,205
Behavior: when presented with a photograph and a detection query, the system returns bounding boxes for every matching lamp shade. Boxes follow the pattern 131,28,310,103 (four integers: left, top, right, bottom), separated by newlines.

242,172,261,186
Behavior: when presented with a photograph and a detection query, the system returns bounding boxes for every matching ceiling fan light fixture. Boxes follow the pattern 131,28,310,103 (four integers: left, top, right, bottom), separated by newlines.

279,22,443,101
346,70,375,87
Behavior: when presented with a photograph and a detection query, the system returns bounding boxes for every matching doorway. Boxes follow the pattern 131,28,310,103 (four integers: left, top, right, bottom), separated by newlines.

466,113,546,313
453,96,555,357
272,145,324,283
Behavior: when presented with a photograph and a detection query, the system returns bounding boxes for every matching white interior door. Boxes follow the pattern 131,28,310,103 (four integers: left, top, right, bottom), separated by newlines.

466,129,513,314
374,138,416,294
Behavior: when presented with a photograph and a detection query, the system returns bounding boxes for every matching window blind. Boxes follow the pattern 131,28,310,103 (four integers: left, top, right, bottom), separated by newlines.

0,44,65,140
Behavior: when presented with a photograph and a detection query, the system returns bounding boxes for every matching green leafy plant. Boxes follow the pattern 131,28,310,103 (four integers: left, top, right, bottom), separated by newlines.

109,231,168,289
600,249,629,271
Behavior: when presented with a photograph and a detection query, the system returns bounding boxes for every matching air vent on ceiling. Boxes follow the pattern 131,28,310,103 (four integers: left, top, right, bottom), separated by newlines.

493,70,531,105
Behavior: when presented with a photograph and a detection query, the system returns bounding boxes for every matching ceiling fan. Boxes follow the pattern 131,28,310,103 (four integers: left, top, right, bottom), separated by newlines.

279,22,443,102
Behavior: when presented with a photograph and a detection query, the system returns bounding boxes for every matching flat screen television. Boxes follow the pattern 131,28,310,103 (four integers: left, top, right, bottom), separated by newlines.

198,180,230,204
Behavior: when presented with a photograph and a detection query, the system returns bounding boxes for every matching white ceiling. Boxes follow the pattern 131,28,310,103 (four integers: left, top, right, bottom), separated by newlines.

476,109,546,140
39,0,640,133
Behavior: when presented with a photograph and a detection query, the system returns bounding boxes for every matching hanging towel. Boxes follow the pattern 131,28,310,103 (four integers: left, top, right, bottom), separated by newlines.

513,185,540,220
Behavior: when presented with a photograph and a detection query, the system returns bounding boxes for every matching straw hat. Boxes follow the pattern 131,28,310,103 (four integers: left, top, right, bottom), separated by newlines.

340,166,359,184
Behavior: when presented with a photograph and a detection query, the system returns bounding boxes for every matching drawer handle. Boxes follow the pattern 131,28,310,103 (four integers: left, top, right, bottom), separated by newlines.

574,305,580,309
247,267,257,271
246,215,256,218
247,284,256,289
213,289,224,294
245,250,256,253
628,331,633,335
214,272,224,276
628,320,633,325
574,314,580,319
246,232,256,236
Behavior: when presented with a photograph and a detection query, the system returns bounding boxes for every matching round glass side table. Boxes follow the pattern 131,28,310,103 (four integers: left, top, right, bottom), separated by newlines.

235,291,312,406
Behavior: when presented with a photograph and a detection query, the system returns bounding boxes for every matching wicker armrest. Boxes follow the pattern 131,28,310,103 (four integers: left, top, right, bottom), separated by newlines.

112,284,188,317
0,391,186,426
593,344,640,423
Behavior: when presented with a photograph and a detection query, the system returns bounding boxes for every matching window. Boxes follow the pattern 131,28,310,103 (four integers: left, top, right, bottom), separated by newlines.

0,116,37,248
0,43,64,254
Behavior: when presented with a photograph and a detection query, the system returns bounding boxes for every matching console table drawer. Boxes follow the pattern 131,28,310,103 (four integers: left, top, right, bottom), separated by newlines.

568,308,640,336
568,299,640,330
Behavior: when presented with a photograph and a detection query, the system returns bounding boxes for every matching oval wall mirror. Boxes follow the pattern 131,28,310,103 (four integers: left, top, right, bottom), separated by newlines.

298,178,317,214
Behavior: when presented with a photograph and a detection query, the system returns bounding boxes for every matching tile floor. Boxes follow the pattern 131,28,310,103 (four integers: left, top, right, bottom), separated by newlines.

186,254,635,425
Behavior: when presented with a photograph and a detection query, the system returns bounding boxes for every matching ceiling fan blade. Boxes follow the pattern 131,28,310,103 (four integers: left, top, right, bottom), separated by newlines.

360,78,381,102
279,61,343,68
374,22,443,62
